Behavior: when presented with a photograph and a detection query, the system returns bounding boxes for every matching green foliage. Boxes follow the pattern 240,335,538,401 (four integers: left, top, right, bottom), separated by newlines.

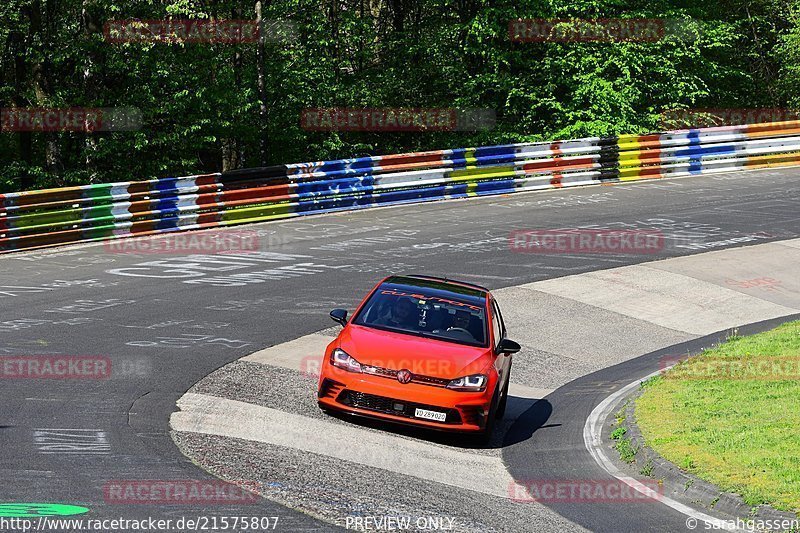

1,0,799,192
640,375,662,389
611,426,627,440
614,436,638,464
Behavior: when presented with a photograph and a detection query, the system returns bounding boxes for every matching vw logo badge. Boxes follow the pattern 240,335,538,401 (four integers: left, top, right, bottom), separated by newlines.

397,369,412,384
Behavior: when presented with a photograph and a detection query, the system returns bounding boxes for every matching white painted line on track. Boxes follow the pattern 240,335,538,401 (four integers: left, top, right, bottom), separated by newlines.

583,369,746,532
172,393,518,499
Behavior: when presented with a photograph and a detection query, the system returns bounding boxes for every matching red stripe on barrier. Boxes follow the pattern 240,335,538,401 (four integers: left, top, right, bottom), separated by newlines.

549,142,564,187
127,182,150,195
640,135,661,170
522,155,597,174
195,173,221,187
129,221,158,234
197,212,223,225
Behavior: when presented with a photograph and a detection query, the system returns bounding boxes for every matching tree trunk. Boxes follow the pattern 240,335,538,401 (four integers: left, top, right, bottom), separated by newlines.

8,27,34,189
82,0,100,182
255,0,270,166
28,0,63,175
222,5,244,171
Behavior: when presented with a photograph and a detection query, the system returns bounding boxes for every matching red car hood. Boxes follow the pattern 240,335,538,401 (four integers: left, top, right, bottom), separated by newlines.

338,324,491,379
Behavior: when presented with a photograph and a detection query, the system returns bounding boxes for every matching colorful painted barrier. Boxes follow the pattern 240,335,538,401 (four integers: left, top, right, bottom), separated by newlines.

2,120,800,253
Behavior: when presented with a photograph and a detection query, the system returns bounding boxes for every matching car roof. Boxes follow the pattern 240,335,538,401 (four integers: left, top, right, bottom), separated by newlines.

384,275,489,300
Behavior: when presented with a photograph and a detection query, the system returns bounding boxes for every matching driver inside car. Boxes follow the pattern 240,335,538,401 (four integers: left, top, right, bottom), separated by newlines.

433,309,476,342
448,310,472,332
375,297,417,329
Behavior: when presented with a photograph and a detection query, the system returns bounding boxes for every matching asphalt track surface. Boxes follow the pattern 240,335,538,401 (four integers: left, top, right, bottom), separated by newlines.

1,167,799,532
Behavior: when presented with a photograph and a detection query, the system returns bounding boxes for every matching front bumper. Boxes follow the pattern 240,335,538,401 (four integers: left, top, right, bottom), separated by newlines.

317,366,494,432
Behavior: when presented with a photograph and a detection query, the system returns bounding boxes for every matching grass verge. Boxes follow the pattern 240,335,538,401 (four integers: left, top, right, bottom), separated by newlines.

636,320,800,513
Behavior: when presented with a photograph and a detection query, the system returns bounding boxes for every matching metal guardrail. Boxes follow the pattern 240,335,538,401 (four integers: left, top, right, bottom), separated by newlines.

2,120,800,253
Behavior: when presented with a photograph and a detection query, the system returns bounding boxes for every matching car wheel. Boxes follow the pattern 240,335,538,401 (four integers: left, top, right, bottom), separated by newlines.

495,365,511,419
474,385,500,446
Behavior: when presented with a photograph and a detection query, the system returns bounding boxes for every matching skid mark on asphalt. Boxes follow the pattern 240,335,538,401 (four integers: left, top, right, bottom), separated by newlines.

172,393,516,498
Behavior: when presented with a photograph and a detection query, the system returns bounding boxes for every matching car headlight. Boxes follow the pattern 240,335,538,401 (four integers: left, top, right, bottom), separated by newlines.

446,374,487,392
330,348,362,373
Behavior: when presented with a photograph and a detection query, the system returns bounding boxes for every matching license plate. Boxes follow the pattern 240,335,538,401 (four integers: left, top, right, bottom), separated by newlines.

414,408,447,422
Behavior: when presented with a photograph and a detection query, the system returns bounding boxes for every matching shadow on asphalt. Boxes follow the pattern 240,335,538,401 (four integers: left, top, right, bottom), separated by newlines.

501,397,553,448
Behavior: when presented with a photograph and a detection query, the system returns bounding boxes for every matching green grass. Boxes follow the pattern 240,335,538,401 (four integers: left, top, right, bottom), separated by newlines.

636,321,800,513
610,426,638,463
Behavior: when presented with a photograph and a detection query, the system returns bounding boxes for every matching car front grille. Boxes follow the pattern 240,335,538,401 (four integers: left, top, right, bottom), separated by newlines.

361,364,451,388
337,390,462,424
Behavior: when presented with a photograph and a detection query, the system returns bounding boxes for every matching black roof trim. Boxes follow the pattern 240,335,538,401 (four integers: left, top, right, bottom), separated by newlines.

398,274,489,293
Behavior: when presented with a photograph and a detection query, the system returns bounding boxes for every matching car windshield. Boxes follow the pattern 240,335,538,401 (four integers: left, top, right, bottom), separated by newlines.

353,282,488,347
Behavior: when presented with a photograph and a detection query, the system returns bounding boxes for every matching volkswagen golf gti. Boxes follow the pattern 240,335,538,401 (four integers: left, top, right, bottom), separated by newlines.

317,274,520,442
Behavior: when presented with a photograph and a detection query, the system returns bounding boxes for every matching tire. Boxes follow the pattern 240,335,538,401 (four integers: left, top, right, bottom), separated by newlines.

495,365,511,419
473,385,500,446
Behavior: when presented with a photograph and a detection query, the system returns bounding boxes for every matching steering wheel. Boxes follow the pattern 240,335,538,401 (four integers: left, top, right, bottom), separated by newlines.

446,327,471,335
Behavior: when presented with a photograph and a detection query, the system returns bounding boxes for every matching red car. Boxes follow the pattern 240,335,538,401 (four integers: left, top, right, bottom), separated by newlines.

317,275,520,442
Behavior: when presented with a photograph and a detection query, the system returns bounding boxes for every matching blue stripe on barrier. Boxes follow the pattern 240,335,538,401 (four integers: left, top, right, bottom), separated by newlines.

686,131,702,175
300,157,377,175
673,133,739,175
154,195,181,215
155,177,179,194
474,144,520,161
675,144,739,157
476,179,516,192
449,149,469,169
295,176,376,197
155,213,181,230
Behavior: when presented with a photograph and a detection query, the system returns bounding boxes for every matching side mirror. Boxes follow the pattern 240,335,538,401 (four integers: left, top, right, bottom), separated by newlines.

498,338,521,355
330,308,348,327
